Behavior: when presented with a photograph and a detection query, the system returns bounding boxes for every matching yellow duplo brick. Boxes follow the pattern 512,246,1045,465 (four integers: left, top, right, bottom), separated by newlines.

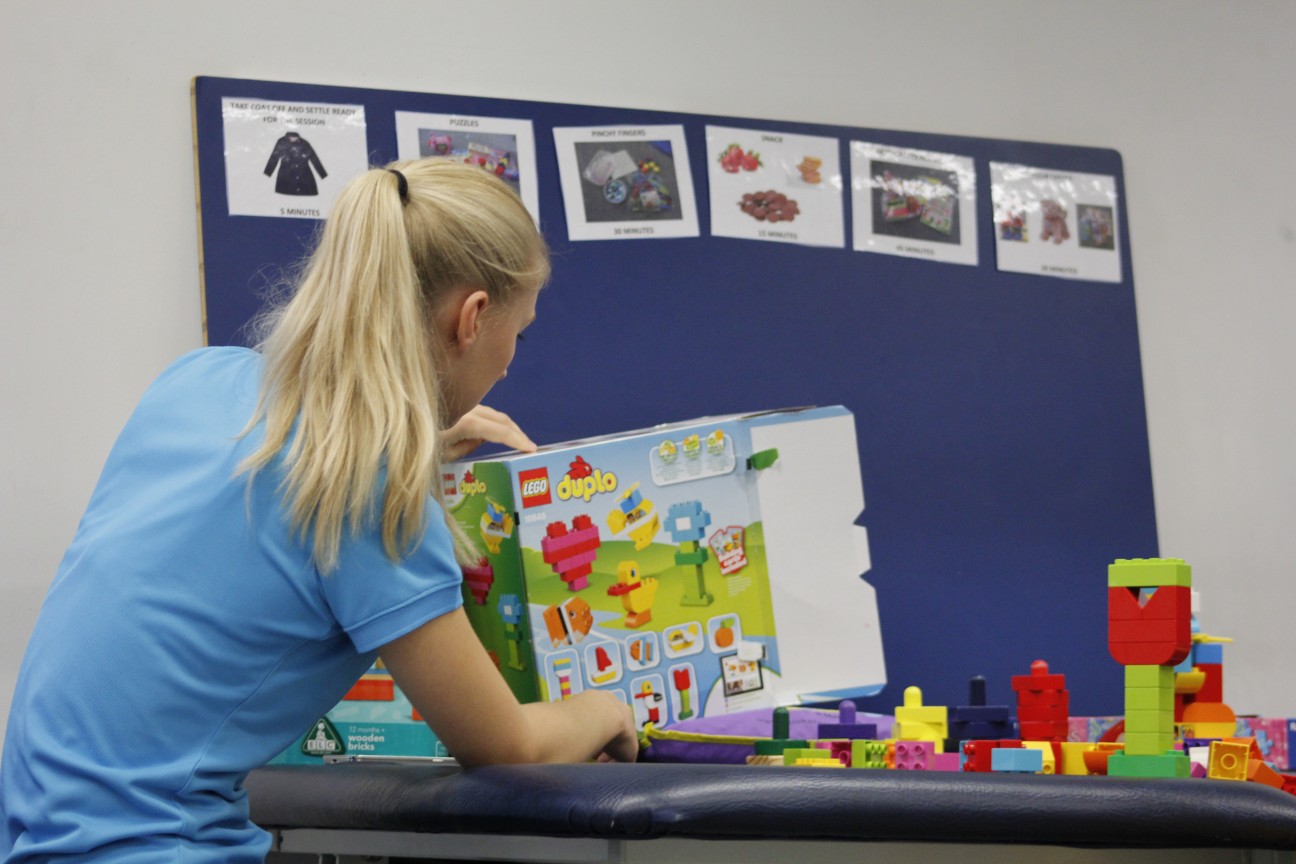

1208,740,1250,781
894,686,948,749
1059,742,1095,775
746,755,784,767
793,759,845,768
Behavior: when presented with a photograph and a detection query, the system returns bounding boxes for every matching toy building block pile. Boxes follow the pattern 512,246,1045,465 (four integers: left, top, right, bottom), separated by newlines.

738,558,1296,796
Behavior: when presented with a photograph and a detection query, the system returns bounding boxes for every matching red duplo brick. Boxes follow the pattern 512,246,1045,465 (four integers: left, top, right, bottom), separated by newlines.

1017,705,1070,723
1109,618,1184,643
1109,639,1190,666
1019,721,1069,740
1107,585,1192,620
1015,689,1069,707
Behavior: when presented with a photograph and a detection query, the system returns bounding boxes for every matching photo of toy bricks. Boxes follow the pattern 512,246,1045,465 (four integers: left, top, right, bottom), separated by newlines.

869,158,961,245
573,140,684,223
418,129,522,198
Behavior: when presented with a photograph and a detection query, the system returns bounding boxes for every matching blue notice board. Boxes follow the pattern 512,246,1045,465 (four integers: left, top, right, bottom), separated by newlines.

192,76,1155,716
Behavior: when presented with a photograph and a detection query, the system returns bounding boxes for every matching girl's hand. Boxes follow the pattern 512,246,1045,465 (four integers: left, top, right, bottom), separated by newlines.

383,613,639,767
587,691,639,763
443,405,536,461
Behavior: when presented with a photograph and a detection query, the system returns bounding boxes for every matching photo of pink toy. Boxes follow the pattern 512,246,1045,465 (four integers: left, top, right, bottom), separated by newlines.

1039,199,1071,244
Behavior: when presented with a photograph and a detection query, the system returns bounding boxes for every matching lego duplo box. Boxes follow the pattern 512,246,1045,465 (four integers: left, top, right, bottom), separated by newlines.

268,662,448,765
446,406,884,731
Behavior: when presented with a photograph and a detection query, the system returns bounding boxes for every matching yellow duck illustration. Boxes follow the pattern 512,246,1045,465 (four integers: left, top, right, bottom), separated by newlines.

606,560,658,628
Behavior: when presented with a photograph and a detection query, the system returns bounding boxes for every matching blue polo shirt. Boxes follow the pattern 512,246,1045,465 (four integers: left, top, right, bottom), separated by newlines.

1,347,464,863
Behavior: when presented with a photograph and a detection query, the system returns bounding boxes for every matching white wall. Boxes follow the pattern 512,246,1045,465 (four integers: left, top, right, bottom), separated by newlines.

2,0,1293,736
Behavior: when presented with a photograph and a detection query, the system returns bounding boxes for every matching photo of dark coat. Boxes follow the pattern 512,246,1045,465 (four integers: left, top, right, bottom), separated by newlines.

263,132,328,196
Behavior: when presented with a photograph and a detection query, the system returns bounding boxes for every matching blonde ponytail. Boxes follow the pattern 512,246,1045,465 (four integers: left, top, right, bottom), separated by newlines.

240,158,548,574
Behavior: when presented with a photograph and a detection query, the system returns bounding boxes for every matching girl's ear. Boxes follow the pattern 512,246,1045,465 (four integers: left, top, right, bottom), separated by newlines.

441,289,491,356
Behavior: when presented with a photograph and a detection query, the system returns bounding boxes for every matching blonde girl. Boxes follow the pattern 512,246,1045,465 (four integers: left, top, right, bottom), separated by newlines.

1,159,636,864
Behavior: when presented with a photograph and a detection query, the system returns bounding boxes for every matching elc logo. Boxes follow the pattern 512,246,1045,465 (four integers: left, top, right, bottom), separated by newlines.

519,467,552,508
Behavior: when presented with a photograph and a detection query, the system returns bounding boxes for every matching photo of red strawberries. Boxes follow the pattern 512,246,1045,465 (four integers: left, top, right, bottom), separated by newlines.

719,143,762,173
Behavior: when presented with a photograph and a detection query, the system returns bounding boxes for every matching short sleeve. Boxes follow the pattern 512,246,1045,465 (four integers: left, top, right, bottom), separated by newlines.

320,501,464,653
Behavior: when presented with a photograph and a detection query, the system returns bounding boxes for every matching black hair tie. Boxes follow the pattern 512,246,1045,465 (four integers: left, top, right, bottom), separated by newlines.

388,169,409,203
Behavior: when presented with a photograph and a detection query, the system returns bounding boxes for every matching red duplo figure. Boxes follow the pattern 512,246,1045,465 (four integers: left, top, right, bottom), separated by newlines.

1107,562,1192,667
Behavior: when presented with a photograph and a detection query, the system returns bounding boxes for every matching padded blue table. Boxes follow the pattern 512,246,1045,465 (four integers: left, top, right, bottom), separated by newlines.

249,762,1296,863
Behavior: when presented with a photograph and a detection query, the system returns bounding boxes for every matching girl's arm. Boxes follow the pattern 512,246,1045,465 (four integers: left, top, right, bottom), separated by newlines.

380,608,638,768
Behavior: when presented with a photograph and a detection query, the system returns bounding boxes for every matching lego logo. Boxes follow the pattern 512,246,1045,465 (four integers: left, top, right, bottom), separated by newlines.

518,468,552,508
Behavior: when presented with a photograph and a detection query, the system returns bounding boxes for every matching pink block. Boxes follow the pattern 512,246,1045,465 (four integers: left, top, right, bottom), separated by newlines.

555,549,599,574
933,752,962,772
